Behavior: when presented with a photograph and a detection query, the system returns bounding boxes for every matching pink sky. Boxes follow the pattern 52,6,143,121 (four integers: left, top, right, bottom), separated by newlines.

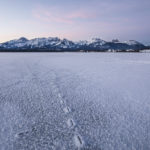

0,0,150,43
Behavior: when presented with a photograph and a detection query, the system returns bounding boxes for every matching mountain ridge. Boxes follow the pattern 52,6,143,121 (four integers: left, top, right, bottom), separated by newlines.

0,37,148,52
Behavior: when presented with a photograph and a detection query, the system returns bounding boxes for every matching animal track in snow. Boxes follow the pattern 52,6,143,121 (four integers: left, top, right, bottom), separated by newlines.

60,99,64,104
63,107,70,113
52,72,85,149
74,134,84,148
67,118,75,128
58,93,61,98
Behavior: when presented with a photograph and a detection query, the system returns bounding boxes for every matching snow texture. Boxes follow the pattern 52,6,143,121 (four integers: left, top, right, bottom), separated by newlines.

0,53,150,150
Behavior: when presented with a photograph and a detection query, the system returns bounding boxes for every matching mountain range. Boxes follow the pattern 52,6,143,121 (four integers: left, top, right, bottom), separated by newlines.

0,37,148,52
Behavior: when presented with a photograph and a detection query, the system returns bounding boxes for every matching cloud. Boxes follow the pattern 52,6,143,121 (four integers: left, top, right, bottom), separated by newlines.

30,1,150,42
32,5,96,24
33,10,73,24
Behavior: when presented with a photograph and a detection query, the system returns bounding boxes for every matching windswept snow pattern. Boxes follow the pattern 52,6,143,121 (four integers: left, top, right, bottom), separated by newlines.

0,53,150,150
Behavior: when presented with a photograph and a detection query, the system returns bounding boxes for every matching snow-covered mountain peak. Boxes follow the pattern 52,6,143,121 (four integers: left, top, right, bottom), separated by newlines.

92,38,105,42
18,37,28,42
124,40,142,45
76,40,89,45
0,37,147,51
112,39,120,43
91,38,106,45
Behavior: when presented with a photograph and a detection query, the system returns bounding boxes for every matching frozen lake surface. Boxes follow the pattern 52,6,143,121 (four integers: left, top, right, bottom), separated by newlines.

0,53,150,150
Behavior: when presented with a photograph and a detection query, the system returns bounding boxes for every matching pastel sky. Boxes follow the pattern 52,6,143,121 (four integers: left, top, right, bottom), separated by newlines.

0,0,150,43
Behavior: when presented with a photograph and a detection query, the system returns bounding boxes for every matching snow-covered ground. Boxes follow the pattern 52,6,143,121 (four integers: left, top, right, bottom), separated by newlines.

0,53,150,150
